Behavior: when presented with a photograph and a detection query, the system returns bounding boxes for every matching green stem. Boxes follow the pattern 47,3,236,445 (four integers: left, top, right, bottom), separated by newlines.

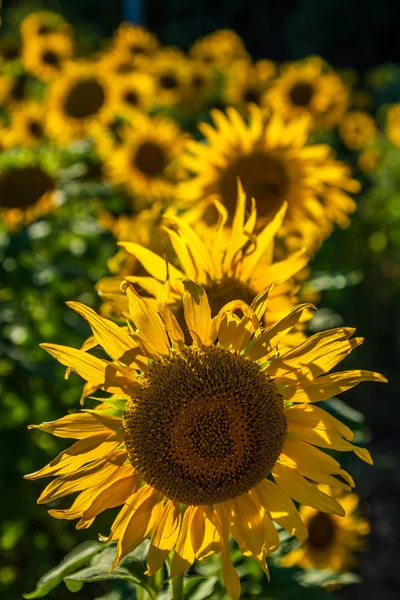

170,572,184,600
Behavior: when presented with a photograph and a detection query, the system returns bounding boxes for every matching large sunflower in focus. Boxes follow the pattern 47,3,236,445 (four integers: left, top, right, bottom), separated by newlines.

103,113,187,204
7,101,48,147
22,32,74,82
47,62,113,144
0,152,57,231
266,58,349,130
179,106,360,252
282,488,370,572
27,281,385,600
107,187,311,343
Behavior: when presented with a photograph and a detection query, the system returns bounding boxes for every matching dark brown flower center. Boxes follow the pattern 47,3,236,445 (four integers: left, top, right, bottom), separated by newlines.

289,81,314,107
28,120,44,139
64,79,106,119
123,345,287,505
42,50,60,67
159,74,179,90
134,142,168,176
219,151,290,219
243,87,261,104
124,90,139,106
0,166,54,209
11,74,28,102
307,511,337,550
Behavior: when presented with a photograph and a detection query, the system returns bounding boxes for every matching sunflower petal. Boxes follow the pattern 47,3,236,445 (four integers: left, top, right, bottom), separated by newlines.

146,501,181,576
182,279,212,345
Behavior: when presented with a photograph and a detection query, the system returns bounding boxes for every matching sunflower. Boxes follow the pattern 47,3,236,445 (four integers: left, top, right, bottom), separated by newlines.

357,147,383,173
282,488,370,572
266,58,349,130
177,59,215,113
103,113,187,205
22,32,74,82
179,106,360,252
190,29,249,68
111,72,155,120
110,186,311,346
26,280,385,600
97,45,147,77
224,58,276,114
385,104,400,146
338,111,377,151
0,153,56,231
149,49,190,108
7,101,48,147
46,62,113,144
112,23,159,61
0,71,31,107
20,11,72,40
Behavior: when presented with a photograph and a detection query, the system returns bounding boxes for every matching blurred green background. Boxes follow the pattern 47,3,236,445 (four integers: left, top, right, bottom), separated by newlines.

1,1,400,599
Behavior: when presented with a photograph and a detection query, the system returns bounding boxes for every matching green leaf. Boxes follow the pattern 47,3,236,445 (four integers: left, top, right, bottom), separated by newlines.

64,565,141,592
23,540,103,598
184,576,218,600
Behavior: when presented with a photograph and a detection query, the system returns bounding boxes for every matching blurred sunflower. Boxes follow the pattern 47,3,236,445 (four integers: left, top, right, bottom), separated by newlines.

179,106,360,251
0,71,31,107
267,58,349,130
7,101,48,147
97,45,146,76
112,22,159,61
112,72,155,119
224,58,276,114
150,49,190,108
282,488,370,572
0,152,57,231
20,10,72,40
104,113,187,204
115,186,311,342
385,104,400,146
190,29,249,68
22,32,74,82
178,59,215,113
47,62,113,143
27,281,385,600
338,111,377,150
357,147,383,173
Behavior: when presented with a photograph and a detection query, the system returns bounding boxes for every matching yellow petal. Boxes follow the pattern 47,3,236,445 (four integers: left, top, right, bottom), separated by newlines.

123,283,170,357
182,279,212,345
146,501,181,576
27,411,122,439
169,505,197,577
157,277,185,351
191,506,221,560
67,301,147,368
282,369,387,403
112,486,163,569
81,470,140,523
272,463,345,516
253,479,307,542
40,343,137,395
214,504,241,600
118,242,184,286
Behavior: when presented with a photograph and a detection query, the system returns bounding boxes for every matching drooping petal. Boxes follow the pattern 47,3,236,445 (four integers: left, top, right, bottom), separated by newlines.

27,411,122,440
146,501,182,576
169,505,197,577
214,504,241,600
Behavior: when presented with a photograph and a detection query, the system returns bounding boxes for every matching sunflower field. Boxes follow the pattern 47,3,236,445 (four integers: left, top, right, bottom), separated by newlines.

1,3,399,600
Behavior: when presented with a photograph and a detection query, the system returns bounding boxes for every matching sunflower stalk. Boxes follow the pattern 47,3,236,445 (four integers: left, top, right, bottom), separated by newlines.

170,572,184,600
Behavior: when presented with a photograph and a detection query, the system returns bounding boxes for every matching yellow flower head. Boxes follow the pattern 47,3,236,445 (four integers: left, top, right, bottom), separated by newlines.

267,57,350,130
102,186,311,343
178,58,215,112
20,11,72,40
386,103,400,146
190,29,249,68
179,106,360,252
27,281,385,600
22,31,74,82
282,488,370,572
0,71,32,108
111,72,155,119
0,154,57,231
149,48,191,108
338,111,377,151
46,61,113,144
224,58,276,115
103,113,187,205
7,101,48,147
112,23,159,61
